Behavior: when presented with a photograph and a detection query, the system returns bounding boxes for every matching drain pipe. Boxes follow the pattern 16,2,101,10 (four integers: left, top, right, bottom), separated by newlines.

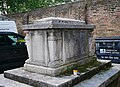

84,0,88,24
27,15,29,24
85,4,88,24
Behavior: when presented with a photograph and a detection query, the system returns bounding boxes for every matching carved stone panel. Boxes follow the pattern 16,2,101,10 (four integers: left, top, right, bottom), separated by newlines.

47,31,63,68
63,30,89,63
63,30,81,62
32,31,45,65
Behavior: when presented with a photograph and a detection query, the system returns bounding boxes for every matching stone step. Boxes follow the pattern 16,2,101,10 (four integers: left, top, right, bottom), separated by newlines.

74,64,120,87
0,74,32,87
1,63,120,87
1,64,120,87
3,60,113,87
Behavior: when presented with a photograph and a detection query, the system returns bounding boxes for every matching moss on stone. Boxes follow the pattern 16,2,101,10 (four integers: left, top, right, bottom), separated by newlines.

62,56,111,76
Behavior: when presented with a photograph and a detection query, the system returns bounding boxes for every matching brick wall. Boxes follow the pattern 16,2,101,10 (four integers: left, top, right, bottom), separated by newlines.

6,0,120,37
87,0,120,38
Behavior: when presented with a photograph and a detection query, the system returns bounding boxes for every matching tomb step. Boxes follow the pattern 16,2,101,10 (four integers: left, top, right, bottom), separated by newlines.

0,74,32,87
1,63,120,87
74,63,120,87
3,61,113,87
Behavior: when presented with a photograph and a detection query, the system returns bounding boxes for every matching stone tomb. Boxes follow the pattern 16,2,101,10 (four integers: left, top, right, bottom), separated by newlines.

22,17,95,76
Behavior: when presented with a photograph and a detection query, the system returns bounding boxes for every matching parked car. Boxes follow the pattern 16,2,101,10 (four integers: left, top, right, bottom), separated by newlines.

0,32,28,73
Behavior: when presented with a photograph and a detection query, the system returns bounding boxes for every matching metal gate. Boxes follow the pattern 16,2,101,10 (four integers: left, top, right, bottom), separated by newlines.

95,36,120,63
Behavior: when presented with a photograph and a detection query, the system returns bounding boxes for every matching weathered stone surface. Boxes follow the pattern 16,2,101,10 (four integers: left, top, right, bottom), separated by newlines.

4,68,74,87
3,60,117,87
22,17,95,76
22,17,94,30
1,60,120,87
74,63,120,87
0,74,32,87
24,57,91,76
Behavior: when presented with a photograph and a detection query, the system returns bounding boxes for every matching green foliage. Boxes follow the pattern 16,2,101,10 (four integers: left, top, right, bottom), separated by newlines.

0,0,72,14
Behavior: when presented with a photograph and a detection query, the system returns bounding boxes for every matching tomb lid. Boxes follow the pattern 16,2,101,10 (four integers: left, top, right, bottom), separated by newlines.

22,17,95,30
34,17,85,24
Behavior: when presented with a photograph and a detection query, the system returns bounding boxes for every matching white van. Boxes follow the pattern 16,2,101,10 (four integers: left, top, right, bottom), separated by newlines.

0,21,18,33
